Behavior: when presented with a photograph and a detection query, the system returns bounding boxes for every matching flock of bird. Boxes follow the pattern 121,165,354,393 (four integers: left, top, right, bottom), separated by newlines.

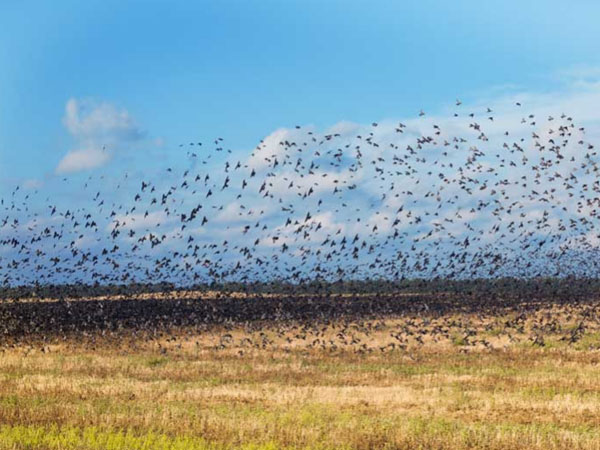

1,283,597,353
2,100,600,350
2,100,600,290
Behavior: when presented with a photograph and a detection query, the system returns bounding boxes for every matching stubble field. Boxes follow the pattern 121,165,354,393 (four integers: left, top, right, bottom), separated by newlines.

1,289,600,449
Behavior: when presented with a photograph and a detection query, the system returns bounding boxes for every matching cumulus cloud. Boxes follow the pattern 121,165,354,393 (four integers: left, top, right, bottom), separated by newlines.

110,211,171,231
56,98,144,174
56,147,111,174
22,178,43,190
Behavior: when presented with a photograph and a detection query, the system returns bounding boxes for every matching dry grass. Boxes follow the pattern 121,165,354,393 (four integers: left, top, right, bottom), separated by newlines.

1,297,600,449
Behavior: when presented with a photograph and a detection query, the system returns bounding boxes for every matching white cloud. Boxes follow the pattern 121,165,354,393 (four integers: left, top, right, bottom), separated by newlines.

22,178,43,190
56,98,144,174
63,98,143,142
110,211,170,231
56,147,111,174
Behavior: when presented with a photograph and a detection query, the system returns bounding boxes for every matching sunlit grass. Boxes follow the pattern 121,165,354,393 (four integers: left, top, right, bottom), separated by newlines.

2,300,600,449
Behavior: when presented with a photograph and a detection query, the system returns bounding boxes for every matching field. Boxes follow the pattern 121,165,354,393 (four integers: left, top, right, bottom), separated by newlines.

1,289,600,449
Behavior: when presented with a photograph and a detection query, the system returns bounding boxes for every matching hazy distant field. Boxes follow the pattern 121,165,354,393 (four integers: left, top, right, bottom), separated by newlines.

1,291,600,450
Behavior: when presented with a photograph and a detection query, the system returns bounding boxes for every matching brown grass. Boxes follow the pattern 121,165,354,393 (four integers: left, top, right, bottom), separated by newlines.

1,297,600,449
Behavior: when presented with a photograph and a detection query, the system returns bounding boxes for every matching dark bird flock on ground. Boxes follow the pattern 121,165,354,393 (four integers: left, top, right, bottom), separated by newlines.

2,101,600,348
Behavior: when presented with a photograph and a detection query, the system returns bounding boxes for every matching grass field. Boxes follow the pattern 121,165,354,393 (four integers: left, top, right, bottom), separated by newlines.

1,293,600,449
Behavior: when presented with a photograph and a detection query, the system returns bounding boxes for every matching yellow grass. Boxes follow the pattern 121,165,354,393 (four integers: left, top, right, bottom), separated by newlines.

1,299,600,449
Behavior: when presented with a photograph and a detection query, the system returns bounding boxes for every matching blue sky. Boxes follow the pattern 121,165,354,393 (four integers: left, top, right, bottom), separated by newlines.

2,0,600,188
4,1,600,284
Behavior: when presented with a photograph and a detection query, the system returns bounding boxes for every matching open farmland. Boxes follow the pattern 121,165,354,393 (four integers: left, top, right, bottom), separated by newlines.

7,1,600,449
1,287,600,450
